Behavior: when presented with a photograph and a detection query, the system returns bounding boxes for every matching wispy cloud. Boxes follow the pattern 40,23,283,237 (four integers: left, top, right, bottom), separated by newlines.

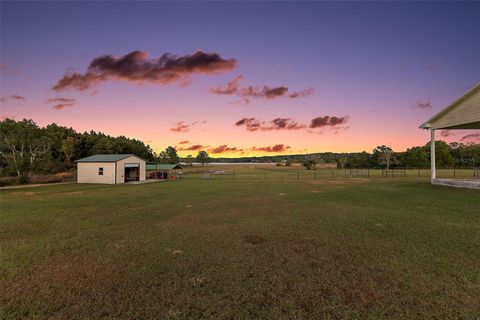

0,64,20,75
45,98,76,110
309,116,349,128
234,117,306,132
250,144,291,152
235,115,349,132
460,133,480,142
288,88,315,98
170,120,207,133
208,144,243,154
211,75,314,102
440,130,454,138
424,64,437,72
178,140,190,145
178,144,206,151
53,50,237,91
1,95,26,103
170,122,190,133
413,98,432,109
177,143,292,154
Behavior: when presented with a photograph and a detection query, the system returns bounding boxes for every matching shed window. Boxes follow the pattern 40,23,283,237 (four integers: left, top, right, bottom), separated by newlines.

98,167,104,175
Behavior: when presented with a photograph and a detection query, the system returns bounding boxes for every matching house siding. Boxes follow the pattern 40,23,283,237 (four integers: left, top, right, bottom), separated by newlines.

77,162,116,184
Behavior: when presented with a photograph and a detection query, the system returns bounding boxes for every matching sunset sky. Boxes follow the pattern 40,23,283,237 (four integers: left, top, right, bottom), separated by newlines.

1,1,479,157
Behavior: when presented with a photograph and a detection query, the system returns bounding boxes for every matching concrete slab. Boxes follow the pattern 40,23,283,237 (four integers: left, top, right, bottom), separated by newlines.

432,179,480,190
125,179,167,185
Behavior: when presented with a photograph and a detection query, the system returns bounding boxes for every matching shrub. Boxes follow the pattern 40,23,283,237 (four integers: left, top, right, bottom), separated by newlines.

18,175,30,184
0,179,14,187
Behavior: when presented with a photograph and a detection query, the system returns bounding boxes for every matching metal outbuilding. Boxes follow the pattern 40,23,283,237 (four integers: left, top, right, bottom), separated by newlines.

76,154,146,184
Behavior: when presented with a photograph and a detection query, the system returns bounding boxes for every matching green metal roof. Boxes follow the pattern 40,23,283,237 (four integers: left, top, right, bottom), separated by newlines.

76,154,139,162
146,163,183,170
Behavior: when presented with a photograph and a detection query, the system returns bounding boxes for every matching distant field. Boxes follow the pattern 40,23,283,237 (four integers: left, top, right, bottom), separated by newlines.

181,164,479,180
1,175,479,319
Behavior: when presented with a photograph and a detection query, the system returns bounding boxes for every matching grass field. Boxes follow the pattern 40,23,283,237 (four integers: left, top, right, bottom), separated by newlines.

1,173,479,319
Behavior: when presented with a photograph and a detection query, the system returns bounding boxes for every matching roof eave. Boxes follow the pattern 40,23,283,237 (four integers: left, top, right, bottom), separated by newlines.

75,160,118,163
420,83,480,129
75,154,143,163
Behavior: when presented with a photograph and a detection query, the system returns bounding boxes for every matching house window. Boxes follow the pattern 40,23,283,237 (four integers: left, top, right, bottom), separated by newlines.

98,167,104,175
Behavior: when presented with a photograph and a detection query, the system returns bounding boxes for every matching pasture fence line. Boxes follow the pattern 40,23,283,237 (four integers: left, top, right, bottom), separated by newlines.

184,167,480,181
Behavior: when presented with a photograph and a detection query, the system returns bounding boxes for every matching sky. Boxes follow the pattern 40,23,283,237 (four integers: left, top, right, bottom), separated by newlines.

1,1,479,157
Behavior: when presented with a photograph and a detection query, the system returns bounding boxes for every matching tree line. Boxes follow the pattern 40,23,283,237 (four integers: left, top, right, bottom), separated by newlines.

0,119,216,179
1,119,479,180
0,119,156,178
197,143,480,170
338,143,479,170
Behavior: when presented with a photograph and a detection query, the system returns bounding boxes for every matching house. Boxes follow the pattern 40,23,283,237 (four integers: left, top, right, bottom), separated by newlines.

420,83,480,189
76,154,146,184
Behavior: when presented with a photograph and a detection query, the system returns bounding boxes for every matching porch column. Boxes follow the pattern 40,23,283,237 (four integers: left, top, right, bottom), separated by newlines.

431,129,436,181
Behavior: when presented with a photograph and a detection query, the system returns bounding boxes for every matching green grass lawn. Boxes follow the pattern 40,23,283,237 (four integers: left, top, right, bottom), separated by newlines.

1,177,479,319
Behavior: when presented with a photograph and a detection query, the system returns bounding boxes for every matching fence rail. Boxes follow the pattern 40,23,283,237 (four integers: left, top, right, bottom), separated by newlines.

179,168,480,181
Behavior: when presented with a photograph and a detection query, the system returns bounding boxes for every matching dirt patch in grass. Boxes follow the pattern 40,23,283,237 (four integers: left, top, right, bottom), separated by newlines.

167,249,185,256
161,213,202,228
8,191,38,196
58,191,86,195
308,178,368,186
6,190,89,201
232,195,276,205
244,235,267,245
189,274,208,287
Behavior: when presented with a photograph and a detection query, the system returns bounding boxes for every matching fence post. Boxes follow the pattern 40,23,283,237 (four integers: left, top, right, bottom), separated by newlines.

367,169,370,178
